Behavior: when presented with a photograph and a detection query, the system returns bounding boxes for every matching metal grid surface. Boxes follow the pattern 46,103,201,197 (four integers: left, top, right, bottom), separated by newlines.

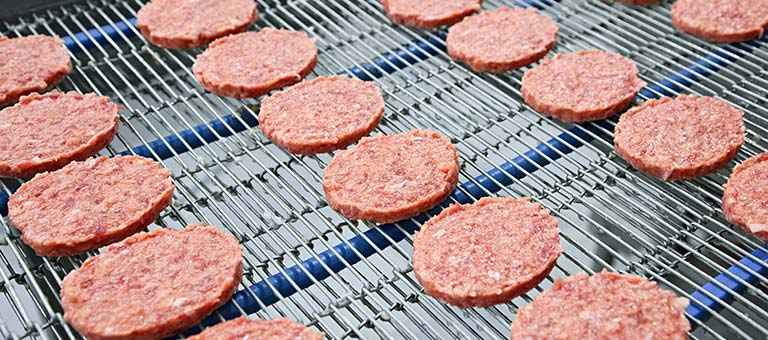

1,0,767,339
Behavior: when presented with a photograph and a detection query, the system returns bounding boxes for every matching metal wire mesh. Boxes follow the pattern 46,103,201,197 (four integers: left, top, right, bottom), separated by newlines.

1,0,767,339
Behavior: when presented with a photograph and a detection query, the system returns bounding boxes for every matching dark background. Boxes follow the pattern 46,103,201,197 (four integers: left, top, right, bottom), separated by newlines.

1,0,79,19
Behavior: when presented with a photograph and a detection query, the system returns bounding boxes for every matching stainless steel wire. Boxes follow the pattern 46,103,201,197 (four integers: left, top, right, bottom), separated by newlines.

1,0,767,339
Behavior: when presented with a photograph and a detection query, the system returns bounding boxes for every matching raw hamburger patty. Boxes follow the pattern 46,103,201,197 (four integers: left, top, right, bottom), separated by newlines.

8,156,174,256
381,0,481,28
136,0,257,49
188,317,324,340
323,129,459,223
413,197,562,308
521,50,645,122
614,95,744,181
193,28,317,98
446,7,558,73
0,35,71,106
259,76,384,154
511,271,690,340
0,91,120,178
61,224,243,340
722,153,768,242
672,0,768,42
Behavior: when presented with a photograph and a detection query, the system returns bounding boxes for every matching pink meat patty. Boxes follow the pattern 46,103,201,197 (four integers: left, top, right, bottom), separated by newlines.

723,152,768,242
0,35,71,106
446,7,558,73
61,224,243,340
614,95,744,181
0,91,120,178
413,197,561,308
381,0,481,28
193,28,318,98
323,129,459,223
259,76,384,154
188,317,324,340
511,271,690,340
521,50,645,122
672,0,768,42
8,156,174,256
136,0,258,49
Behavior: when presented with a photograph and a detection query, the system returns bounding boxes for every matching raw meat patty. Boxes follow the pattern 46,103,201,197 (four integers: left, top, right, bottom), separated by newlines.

511,271,690,340
259,76,384,154
446,7,558,73
323,129,459,223
136,0,258,49
193,28,317,98
381,0,481,28
413,197,562,308
61,224,243,340
723,152,768,242
188,317,324,340
0,35,71,106
0,91,120,178
8,156,174,256
521,50,645,122
672,0,768,42
614,95,744,181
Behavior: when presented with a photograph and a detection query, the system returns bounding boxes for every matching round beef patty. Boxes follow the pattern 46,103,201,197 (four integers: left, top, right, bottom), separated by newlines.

323,129,459,223
8,156,174,256
188,317,324,340
446,7,558,73
136,0,258,49
723,152,768,242
672,0,768,42
0,91,120,178
0,35,71,106
61,224,243,340
259,76,384,154
413,197,561,308
521,50,645,122
381,0,481,28
193,28,318,98
614,95,744,181
511,271,690,340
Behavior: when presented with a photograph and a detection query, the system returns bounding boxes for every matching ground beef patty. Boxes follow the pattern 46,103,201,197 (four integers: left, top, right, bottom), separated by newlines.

672,0,768,42
193,28,317,98
136,0,258,49
8,156,174,256
723,153,768,242
0,35,71,106
0,91,120,178
511,271,690,340
188,317,324,340
446,7,557,73
413,197,561,308
61,224,242,340
381,0,481,28
323,129,459,223
522,50,645,122
614,95,744,181
259,76,384,154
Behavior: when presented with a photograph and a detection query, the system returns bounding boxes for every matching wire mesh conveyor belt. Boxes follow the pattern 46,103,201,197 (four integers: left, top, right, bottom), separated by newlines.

1,0,767,339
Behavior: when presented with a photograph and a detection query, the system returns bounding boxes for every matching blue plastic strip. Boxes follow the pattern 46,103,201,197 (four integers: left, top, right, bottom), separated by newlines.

686,247,768,321
62,18,137,53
